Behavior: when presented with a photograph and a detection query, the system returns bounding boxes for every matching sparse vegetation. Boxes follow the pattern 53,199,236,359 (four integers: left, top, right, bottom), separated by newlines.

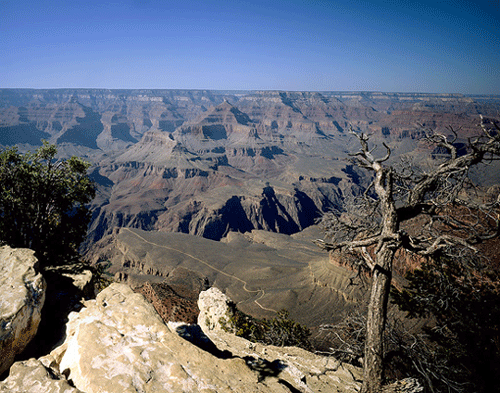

220,302,312,350
392,256,500,392
91,261,115,294
315,306,479,393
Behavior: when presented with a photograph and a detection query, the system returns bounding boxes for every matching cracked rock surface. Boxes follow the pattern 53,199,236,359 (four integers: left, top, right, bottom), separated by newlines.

44,283,361,392
0,246,46,375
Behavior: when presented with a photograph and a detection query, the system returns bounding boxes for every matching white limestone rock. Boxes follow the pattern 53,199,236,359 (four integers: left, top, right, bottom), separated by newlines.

0,357,82,393
0,246,46,375
198,286,236,333
50,283,297,393
44,283,362,392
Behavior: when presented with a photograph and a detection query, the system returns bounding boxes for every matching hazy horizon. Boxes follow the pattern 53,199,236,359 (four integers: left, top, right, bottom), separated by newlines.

1,87,499,96
1,0,499,95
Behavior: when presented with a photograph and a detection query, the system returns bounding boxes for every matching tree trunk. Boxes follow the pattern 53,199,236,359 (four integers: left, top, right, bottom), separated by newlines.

360,244,395,393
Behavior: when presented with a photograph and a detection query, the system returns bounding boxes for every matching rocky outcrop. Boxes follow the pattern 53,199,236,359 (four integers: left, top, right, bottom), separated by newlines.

0,357,82,392
198,287,236,333
198,287,362,392
0,246,46,375
20,263,95,360
0,279,421,392
43,283,362,392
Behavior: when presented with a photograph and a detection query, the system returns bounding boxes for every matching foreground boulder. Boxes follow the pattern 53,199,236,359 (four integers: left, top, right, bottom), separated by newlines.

0,357,82,392
44,283,361,392
0,246,46,375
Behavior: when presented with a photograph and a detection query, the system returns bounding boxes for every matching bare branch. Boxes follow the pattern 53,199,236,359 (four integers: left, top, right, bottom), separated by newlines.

375,143,391,163
446,126,458,144
318,119,500,393
416,235,478,256
361,247,376,271
314,235,381,253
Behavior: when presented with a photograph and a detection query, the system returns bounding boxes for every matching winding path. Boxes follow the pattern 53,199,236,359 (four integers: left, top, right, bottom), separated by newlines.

122,228,277,313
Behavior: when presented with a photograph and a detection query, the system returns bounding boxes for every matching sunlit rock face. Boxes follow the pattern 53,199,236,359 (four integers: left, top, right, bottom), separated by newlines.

0,246,46,376
0,357,83,393
45,283,362,393
50,283,265,393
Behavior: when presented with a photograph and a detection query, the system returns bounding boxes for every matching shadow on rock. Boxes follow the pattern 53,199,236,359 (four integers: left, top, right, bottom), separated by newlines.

19,264,94,361
243,356,287,382
175,324,233,359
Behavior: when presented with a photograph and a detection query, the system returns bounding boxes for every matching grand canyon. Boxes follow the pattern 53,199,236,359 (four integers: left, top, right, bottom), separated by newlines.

1,88,499,326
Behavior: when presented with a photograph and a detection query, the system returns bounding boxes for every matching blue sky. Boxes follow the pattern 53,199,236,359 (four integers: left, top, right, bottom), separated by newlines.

1,0,499,93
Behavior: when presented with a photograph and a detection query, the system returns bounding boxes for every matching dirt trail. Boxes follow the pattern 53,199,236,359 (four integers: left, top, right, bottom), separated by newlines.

122,228,277,313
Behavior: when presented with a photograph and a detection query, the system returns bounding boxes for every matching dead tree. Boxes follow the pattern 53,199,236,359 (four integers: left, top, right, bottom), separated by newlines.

316,116,500,393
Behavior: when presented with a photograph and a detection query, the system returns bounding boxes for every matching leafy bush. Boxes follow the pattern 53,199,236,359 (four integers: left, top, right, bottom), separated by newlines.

91,261,115,295
0,142,95,267
220,303,311,350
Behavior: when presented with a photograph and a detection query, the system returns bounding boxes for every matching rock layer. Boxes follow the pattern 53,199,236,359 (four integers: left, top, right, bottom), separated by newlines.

0,246,46,375
4,89,497,248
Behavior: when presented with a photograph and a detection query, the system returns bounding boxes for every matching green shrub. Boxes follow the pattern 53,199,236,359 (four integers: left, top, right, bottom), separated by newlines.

220,303,311,350
91,261,115,295
0,142,95,267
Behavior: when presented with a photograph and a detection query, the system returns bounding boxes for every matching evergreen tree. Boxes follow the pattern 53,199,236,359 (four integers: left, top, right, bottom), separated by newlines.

0,142,95,267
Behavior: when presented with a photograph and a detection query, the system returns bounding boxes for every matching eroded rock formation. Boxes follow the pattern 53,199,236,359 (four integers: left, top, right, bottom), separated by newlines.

0,246,46,375
4,89,497,251
33,283,362,393
0,357,82,393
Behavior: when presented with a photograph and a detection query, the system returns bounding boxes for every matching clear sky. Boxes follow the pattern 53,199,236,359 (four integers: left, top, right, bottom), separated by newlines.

1,0,499,94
